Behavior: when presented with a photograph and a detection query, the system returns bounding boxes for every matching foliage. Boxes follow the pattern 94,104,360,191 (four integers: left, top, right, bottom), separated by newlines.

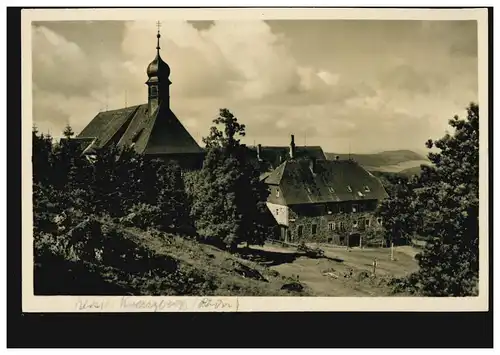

33,216,216,295
32,127,194,234
375,174,419,246
389,103,480,296
191,108,273,250
32,124,199,294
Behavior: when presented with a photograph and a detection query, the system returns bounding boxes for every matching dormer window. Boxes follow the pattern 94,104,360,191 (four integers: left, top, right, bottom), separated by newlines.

306,187,312,194
364,186,371,193
328,187,335,193
347,185,353,192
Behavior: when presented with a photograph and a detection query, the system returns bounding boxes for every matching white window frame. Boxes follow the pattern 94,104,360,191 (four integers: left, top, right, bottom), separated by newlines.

328,222,336,231
365,218,371,227
352,203,358,213
311,224,318,235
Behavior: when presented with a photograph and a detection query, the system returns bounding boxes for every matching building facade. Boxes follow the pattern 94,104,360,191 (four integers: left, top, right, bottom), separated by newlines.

261,136,389,247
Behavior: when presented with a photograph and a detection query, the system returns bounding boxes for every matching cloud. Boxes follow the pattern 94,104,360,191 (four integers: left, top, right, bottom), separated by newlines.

30,20,478,153
32,26,98,94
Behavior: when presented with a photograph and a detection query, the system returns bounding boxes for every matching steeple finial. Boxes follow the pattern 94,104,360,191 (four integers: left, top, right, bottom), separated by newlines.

156,21,161,53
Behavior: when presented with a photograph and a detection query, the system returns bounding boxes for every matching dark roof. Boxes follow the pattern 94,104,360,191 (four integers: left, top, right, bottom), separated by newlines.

77,106,140,149
264,159,389,205
248,145,326,171
77,103,202,156
142,104,203,155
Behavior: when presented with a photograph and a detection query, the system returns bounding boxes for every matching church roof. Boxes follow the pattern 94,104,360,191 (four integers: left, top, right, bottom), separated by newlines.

263,159,389,205
117,103,203,155
77,103,203,156
77,27,201,159
77,106,139,149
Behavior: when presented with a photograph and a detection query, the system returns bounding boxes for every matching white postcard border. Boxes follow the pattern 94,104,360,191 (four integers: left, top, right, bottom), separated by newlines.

21,7,490,313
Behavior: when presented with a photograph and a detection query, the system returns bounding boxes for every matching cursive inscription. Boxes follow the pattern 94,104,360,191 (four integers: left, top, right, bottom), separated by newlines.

120,296,187,311
75,298,107,311
197,298,234,310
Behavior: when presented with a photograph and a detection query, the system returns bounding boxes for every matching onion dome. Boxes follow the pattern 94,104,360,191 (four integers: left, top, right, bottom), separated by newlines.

146,31,171,79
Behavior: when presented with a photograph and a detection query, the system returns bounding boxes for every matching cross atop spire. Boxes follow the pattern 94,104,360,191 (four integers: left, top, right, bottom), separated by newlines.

156,21,162,52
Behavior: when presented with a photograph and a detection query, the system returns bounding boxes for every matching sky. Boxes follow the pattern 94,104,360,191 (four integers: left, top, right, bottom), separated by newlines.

31,20,478,154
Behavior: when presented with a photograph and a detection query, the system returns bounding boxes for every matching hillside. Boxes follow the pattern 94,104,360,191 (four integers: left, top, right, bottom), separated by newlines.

34,216,419,297
325,150,428,173
34,217,309,296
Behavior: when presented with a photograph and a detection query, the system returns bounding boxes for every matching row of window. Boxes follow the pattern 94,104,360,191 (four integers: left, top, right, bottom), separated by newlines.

276,185,371,198
296,218,383,237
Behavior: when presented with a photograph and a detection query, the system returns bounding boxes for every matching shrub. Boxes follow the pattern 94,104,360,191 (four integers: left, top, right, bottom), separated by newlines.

121,203,162,230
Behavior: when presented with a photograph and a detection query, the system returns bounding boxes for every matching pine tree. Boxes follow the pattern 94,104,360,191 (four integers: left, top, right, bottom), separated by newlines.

63,123,75,138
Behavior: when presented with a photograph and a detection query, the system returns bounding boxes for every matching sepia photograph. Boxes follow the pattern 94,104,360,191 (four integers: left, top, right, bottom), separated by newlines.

19,7,489,313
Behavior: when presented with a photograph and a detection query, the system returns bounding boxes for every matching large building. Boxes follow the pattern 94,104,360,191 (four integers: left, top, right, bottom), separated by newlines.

73,27,204,170
260,135,389,247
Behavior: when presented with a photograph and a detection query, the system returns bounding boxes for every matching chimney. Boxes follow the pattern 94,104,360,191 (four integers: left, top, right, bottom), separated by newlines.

309,157,317,174
256,144,262,161
289,134,296,159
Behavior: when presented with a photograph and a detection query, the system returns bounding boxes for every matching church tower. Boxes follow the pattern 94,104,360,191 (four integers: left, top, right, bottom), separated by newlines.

146,22,171,116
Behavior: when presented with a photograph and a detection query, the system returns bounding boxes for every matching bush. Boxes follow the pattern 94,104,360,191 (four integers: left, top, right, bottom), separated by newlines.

120,203,163,230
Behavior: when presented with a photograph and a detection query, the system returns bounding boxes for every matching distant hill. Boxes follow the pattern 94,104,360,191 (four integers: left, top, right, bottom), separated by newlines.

325,150,429,174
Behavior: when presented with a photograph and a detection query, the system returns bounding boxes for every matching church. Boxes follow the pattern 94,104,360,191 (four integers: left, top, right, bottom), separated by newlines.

74,26,204,170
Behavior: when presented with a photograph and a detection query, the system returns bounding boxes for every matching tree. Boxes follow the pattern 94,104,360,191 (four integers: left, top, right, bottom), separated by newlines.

32,127,54,186
63,123,75,138
191,108,272,250
396,103,479,296
375,174,419,246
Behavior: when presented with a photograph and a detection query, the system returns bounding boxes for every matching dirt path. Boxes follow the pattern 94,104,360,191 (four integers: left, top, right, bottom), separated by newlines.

251,242,419,296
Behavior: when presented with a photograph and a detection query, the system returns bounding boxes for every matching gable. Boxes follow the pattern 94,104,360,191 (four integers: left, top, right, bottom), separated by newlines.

143,105,203,155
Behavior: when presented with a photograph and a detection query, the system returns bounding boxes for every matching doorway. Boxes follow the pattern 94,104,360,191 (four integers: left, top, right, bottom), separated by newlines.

348,233,361,248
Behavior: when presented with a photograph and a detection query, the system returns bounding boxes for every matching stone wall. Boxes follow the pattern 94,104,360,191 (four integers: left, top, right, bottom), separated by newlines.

286,207,384,246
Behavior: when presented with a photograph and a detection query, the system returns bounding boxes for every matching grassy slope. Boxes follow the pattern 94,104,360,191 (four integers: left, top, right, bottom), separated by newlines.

105,222,313,296
39,218,419,297
116,224,420,297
